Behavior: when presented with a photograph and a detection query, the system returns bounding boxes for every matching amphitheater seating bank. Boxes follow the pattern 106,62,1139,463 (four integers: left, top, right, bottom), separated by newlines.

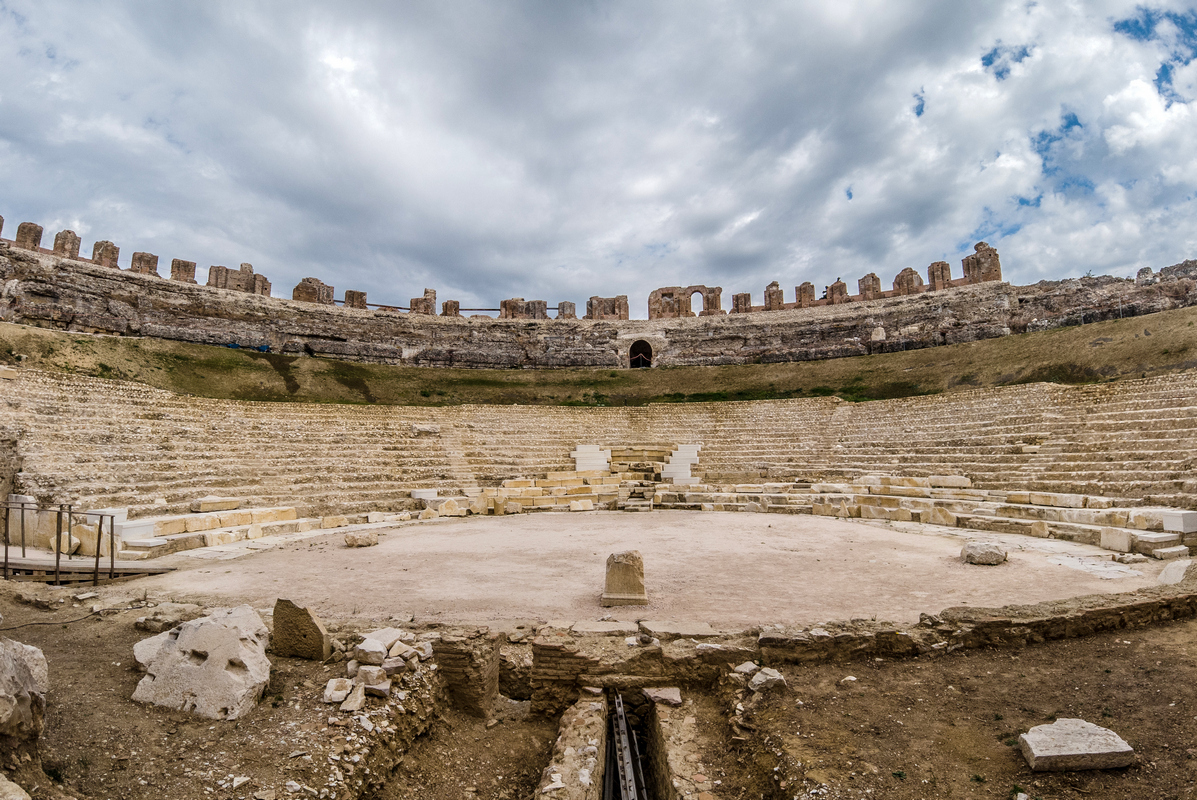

1,367,1195,521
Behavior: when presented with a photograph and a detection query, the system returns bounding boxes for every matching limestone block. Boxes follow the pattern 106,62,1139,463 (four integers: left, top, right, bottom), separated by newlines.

961,540,1007,565
344,531,378,547
1157,559,1192,585
880,476,931,488
0,367,18,380
354,665,386,686
601,550,648,607
245,523,264,539
1152,545,1189,560
216,510,253,527
339,683,366,712
1162,510,1197,534
321,515,349,529
929,475,971,489
190,496,242,513
1018,718,1134,771
419,508,440,520
365,628,408,650
639,621,718,640
749,667,787,692
504,502,522,515
569,499,594,512
272,599,330,661
185,514,218,533
1100,527,1133,553
203,529,238,547
929,507,958,527
323,678,352,703
1006,491,1031,504
642,687,682,706
353,638,387,665
131,606,270,720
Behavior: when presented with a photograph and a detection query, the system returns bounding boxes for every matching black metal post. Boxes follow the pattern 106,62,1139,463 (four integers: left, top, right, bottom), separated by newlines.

54,505,62,585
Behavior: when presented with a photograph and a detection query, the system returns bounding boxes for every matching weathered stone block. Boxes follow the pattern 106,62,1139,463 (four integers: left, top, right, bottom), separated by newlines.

53,229,80,259
272,599,330,661
129,252,160,276
601,550,647,606
92,240,119,268
14,223,42,251
131,606,270,720
1018,718,1133,771
170,259,197,283
961,540,1006,565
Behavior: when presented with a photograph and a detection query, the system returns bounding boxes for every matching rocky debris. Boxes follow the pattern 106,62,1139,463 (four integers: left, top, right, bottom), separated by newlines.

1115,553,1149,564
1018,718,1134,771
271,599,330,661
961,540,1007,565
343,531,378,547
642,687,682,706
749,667,787,692
0,774,29,800
135,602,205,633
132,605,271,720
353,638,388,665
535,694,607,800
1157,559,1193,585
601,550,648,606
733,661,760,675
0,638,48,743
339,683,366,713
322,678,352,704
363,627,410,650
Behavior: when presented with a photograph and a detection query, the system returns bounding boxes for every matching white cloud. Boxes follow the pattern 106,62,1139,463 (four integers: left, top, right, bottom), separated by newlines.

0,1,1195,315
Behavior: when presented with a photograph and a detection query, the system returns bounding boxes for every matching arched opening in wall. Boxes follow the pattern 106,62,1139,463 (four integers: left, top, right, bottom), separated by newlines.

691,290,704,314
629,340,653,368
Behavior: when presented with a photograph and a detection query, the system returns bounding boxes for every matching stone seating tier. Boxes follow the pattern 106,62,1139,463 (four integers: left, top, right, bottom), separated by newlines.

3,368,1196,517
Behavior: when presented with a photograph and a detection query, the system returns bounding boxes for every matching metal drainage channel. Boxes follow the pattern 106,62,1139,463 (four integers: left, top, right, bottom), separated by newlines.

603,691,651,800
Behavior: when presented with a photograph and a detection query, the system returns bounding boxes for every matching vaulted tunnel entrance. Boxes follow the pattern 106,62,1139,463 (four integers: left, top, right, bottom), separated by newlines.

629,340,652,368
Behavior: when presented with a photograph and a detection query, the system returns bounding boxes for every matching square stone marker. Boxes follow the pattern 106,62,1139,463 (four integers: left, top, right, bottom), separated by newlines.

1018,718,1134,771
601,550,648,606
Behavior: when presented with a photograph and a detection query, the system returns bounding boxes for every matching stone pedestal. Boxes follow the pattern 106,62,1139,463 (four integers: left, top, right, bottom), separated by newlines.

601,550,648,606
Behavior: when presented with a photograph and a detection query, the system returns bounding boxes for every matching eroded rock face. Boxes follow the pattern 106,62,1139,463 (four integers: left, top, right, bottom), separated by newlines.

132,606,270,720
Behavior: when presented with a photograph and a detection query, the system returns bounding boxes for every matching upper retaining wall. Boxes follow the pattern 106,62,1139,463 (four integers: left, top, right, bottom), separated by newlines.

1,239,1196,369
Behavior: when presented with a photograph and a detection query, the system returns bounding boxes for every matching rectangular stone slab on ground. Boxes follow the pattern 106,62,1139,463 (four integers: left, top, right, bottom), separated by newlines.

1018,718,1134,771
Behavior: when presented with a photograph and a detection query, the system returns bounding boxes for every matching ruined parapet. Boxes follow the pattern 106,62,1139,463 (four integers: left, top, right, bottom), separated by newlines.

15,223,42,251
0,216,4,238
796,282,815,308
892,267,924,296
129,252,160,277
500,298,549,319
827,279,849,304
409,288,436,315
648,285,722,318
293,277,334,304
433,630,501,718
858,273,881,300
53,230,80,260
763,281,785,311
585,295,629,320
441,300,461,317
557,301,577,320
208,263,270,296
962,241,1002,283
344,290,367,309
92,240,120,268
170,259,197,284
731,292,752,313
928,261,952,291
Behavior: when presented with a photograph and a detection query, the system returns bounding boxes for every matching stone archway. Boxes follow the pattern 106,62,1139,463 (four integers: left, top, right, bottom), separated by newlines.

629,340,653,368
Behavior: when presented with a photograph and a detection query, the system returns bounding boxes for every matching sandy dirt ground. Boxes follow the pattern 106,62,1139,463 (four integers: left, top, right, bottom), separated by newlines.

138,511,1166,628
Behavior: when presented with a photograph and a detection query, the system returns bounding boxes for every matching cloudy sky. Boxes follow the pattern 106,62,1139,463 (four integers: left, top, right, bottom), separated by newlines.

2,1,1196,316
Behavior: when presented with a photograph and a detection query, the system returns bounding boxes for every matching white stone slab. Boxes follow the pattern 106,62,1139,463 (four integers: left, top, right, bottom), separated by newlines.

1018,718,1134,771
1162,510,1197,534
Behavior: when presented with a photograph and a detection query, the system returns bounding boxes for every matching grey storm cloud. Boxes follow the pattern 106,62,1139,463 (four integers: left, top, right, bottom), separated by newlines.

2,1,1197,317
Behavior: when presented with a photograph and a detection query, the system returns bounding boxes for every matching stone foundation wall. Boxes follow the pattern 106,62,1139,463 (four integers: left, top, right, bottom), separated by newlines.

2,242,1195,369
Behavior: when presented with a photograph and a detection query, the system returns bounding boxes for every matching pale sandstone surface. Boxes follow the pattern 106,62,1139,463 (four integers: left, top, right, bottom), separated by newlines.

134,511,1164,627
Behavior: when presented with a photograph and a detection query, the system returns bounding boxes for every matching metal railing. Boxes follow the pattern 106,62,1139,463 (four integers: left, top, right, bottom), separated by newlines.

1,501,118,586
